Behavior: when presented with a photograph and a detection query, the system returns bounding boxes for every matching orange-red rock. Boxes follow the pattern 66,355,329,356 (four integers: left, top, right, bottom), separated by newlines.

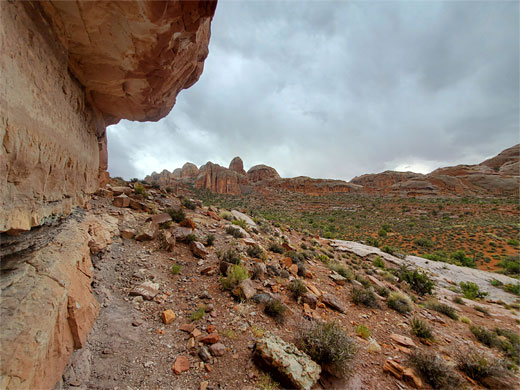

180,218,197,229
172,356,190,375
200,332,219,344
161,310,176,324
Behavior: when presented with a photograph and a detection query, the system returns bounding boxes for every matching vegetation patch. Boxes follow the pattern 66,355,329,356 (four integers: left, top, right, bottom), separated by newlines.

221,264,248,290
397,265,435,296
288,279,307,299
352,287,380,308
425,299,458,320
297,321,357,378
166,207,186,223
387,292,412,314
409,349,464,390
411,317,434,341
190,305,206,321
460,281,488,300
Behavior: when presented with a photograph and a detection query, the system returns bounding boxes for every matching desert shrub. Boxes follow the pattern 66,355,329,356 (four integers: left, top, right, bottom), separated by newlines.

451,250,476,268
170,264,182,275
397,265,435,296
460,316,471,324
504,283,520,296
329,263,354,280
151,181,160,189
375,285,389,297
264,299,287,323
365,237,380,247
130,177,138,183
166,207,186,223
411,317,434,341
498,255,520,276
414,237,434,248
219,248,241,265
460,281,488,300
220,264,248,290
452,296,465,305
190,305,206,321
226,225,245,238
378,229,387,238
134,182,149,198
381,245,397,255
373,256,385,268
355,324,371,339
490,279,503,287
286,250,305,264
289,279,307,298
246,244,265,259
354,273,371,288
297,321,357,378
181,198,196,210
495,327,520,364
205,234,215,246
507,238,520,246
352,287,380,308
165,186,174,193
268,242,285,254
457,347,506,382
425,300,458,320
470,325,500,348
387,292,412,314
182,233,196,243
473,305,490,316
316,254,330,264
220,211,233,221
409,349,464,390
232,218,248,230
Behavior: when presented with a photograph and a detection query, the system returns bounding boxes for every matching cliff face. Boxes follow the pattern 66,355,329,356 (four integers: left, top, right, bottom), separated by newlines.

247,164,281,183
195,162,249,195
1,0,216,233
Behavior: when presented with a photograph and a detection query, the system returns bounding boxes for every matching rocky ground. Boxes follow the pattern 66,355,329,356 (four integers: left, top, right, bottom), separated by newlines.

56,182,519,390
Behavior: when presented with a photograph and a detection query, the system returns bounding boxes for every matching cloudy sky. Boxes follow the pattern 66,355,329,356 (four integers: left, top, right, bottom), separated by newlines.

108,0,519,181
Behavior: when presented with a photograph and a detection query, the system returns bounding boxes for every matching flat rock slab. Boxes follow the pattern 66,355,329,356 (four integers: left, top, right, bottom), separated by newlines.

322,293,347,313
129,281,159,301
254,332,321,390
231,210,256,227
390,334,417,348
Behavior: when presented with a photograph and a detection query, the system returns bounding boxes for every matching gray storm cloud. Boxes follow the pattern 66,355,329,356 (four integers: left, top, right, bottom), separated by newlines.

108,0,519,181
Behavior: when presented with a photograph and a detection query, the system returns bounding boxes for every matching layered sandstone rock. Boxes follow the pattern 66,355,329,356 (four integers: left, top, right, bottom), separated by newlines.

229,156,247,176
0,213,118,389
247,164,281,183
267,176,361,196
1,0,216,233
38,0,217,125
350,171,423,193
195,162,249,195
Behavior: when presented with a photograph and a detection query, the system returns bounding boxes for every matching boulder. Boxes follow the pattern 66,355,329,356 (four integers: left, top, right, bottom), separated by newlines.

199,333,219,344
232,279,256,300
390,334,417,348
172,356,190,375
113,195,130,208
135,221,159,241
190,241,208,259
171,227,195,241
180,218,197,229
329,272,348,285
129,199,151,212
149,213,172,225
231,210,256,227
322,293,346,313
209,343,226,357
129,281,159,301
383,359,423,388
161,310,176,325
111,186,132,196
254,332,321,390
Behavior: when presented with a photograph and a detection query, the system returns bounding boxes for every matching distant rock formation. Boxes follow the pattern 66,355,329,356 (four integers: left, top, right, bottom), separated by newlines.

145,145,519,198
181,162,199,179
229,157,247,176
247,164,281,183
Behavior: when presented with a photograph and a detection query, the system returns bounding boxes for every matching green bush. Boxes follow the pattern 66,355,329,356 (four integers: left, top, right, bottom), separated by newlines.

220,264,248,290
170,264,182,275
190,305,206,321
504,283,520,296
387,292,412,314
298,321,357,378
425,300,458,320
378,229,387,238
397,265,435,296
355,324,371,339
181,198,196,210
329,263,354,280
246,244,265,259
232,218,248,230
414,237,434,248
457,347,506,382
452,296,465,305
205,234,215,246
381,245,396,255
373,257,385,268
289,279,307,298
375,285,389,297
220,211,233,221
365,237,380,247
411,317,434,341
498,255,519,276
460,281,488,300
166,207,186,223
264,299,287,323
219,248,241,265
226,225,245,238
268,242,285,254
470,325,500,348
134,182,149,198
352,287,380,308
409,350,464,390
